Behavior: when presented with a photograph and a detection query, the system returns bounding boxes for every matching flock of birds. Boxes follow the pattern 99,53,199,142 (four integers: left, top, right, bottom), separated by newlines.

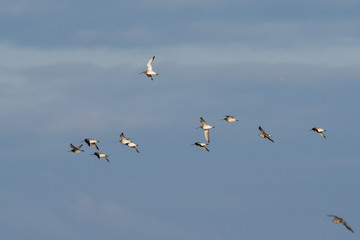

69,133,139,162
68,56,352,234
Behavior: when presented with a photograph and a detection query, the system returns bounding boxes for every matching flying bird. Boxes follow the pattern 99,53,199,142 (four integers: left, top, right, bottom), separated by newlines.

91,152,110,162
193,142,210,152
199,117,214,143
223,115,238,122
118,132,131,145
258,126,274,143
83,138,100,150
327,215,354,233
141,56,158,80
310,127,326,138
68,144,84,153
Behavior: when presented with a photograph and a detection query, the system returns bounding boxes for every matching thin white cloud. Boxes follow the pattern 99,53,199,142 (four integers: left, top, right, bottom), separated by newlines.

0,0,60,16
3,205,72,237
70,28,162,45
134,0,228,10
69,193,186,238
0,41,360,70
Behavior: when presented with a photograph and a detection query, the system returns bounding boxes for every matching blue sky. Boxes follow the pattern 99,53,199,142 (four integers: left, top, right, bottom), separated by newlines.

0,0,360,239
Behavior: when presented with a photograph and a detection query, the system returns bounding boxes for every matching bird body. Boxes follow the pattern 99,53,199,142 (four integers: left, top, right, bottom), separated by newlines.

328,215,354,233
118,132,131,145
69,144,84,153
311,127,326,138
117,133,139,153
223,115,238,122
141,56,158,80
193,142,210,151
258,126,274,143
199,117,214,143
84,138,100,150
92,152,109,162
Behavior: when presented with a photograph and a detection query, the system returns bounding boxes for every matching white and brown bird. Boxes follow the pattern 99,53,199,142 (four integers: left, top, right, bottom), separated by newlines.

198,117,214,143
258,126,274,143
68,144,84,153
311,127,326,138
327,215,354,233
141,56,158,80
118,132,131,145
83,138,100,150
193,142,210,152
91,152,109,162
223,115,238,122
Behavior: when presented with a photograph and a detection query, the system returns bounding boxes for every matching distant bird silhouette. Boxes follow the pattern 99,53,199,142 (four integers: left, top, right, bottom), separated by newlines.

198,117,214,143
311,127,326,138
193,142,210,152
141,56,158,80
327,215,354,233
91,152,109,162
68,144,84,153
83,138,100,150
223,115,238,122
258,126,274,143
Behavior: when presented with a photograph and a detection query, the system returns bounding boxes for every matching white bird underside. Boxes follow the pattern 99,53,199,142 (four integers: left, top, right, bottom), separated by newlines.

142,56,158,80
224,116,238,122
199,117,214,143
146,56,154,71
204,129,210,143
119,133,131,145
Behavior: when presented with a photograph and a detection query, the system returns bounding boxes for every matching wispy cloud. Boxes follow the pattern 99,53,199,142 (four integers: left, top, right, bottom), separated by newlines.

0,0,60,16
69,193,186,238
0,41,360,70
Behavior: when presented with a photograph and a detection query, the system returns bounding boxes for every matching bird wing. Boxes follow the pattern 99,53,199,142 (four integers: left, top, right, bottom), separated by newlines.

319,132,326,138
259,126,266,134
147,56,155,71
343,221,354,233
202,146,210,152
146,74,153,80
327,215,340,219
104,156,110,162
70,144,76,149
200,117,206,125
132,146,140,153
267,136,275,143
92,142,99,150
204,129,210,143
